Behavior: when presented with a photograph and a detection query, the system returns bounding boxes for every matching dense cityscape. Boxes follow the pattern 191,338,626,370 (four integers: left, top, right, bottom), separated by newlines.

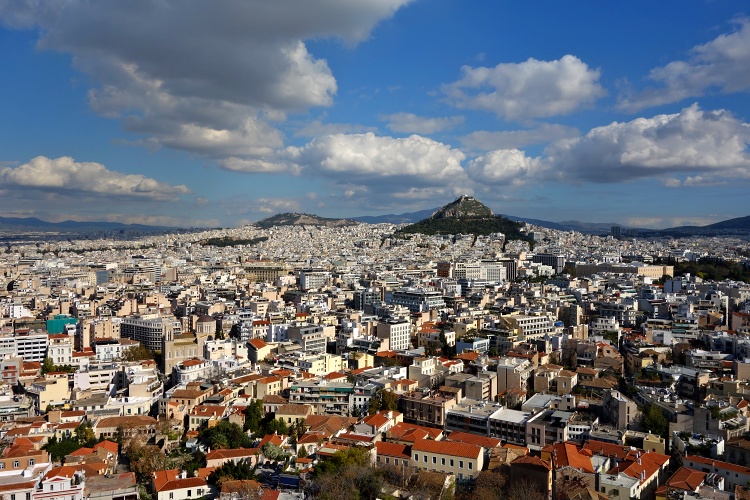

2,2,750,499
0,195,747,500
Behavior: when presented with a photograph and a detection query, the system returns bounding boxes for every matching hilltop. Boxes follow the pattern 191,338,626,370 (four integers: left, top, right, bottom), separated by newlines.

254,212,359,229
430,194,494,219
394,196,531,243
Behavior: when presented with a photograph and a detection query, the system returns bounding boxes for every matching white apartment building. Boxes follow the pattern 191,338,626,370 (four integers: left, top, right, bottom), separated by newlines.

388,287,446,313
14,331,49,363
497,356,534,392
48,334,73,366
377,319,411,351
120,314,182,351
498,314,557,340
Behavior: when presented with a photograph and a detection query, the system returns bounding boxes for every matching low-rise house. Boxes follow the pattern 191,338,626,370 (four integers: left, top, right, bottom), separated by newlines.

84,471,140,500
93,415,157,441
152,469,210,500
410,439,484,480
374,441,411,468
353,410,403,437
188,405,228,432
386,422,443,444
275,404,314,426
655,467,713,500
37,466,85,500
205,448,260,468
683,455,750,492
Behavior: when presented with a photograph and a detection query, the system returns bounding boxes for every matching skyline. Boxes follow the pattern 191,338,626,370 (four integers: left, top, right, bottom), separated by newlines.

1,1,749,229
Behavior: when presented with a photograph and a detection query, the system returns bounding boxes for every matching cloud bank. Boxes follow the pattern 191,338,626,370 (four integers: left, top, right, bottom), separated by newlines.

0,156,191,200
0,0,412,162
619,19,750,111
442,55,606,120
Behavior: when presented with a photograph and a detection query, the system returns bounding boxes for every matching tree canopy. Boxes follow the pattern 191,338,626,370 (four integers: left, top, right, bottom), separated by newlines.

641,403,669,437
368,388,398,415
200,421,253,449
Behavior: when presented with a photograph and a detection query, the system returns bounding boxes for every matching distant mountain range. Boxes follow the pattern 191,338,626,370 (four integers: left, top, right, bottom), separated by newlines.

0,216,179,233
1,209,748,237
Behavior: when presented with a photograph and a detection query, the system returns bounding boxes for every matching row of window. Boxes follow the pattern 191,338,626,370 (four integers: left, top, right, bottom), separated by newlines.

8,493,31,500
0,458,34,469
412,454,472,470
169,488,204,498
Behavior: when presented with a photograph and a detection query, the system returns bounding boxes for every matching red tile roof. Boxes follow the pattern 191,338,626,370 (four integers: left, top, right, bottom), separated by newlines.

412,439,482,459
375,441,410,459
152,469,208,492
388,422,442,442
511,454,552,471
249,338,268,349
445,431,501,448
206,448,260,461
545,442,594,473
666,467,706,492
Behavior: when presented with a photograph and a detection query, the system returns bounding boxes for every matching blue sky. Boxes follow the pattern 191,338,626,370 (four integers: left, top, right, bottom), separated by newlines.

1,1,749,229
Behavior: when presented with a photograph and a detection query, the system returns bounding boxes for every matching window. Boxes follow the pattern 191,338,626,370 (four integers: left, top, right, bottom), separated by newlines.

28,459,34,466
385,458,390,464
432,456,436,464
441,458,445,466
413,454,418,461
423,456,427,463
0,462,5,469
468,462,473,470
450,459,454,467
187,490,192,497
459,461,464,469
13,461,19,468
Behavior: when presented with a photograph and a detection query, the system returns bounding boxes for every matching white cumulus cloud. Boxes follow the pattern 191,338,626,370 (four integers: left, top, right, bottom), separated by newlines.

287,133,472,210
619,19,750,111
546,103,750,183
290,132,467,180
0,0,411,162
442,55,606,120
0,156,191,200
467,149,542,186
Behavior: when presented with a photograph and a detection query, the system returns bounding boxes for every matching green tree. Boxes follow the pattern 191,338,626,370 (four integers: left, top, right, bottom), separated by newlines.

120,343,155,362
43,437,82,462
207,459,257,487
641,403,669,437
260,417,289,436
74,422,97,446
41,357,55,375
311,447,384,500
201,421,252,449
261,443,284,461
368,388,398,415
243,400,264,433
